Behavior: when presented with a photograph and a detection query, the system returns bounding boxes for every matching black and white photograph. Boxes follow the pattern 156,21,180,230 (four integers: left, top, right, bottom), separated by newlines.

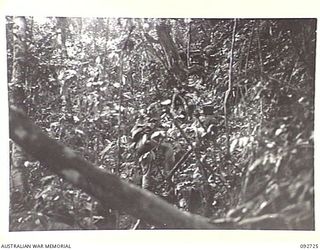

6,16,316,231
0,0,319,249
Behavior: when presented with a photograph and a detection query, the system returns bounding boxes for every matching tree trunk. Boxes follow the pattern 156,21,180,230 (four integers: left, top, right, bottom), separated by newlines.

56,17,68,58
9,16,29,199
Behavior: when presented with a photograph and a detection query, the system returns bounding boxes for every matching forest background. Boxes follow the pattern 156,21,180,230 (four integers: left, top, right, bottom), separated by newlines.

0,0,320,249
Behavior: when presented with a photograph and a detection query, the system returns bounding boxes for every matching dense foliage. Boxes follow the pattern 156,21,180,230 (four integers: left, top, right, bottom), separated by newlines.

7,17,315,230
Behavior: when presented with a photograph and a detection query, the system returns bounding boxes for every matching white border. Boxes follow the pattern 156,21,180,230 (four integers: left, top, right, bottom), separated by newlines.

0,1,319,249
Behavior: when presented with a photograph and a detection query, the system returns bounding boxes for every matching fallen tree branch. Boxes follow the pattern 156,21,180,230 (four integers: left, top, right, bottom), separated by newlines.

9,106,223,229
237,213,286,229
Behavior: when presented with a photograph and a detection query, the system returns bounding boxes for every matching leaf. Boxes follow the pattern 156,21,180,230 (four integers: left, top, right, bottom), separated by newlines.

266,142,276,148
73,116,80,123
275,128,283,136
53,195,60,201
35,186,52,199
121,135,127,144
99,142,115,157
176,114,185,119
58,70,65,81
40,175,56,185
123,92,131,99
161,99,171,105
65,69,77,80
239,137,249,147
50,121,60,127
113,82,120,88
75,129,84,135
95,56,101,64
275,156,282,173
230,139,238,153
248,158,263,172
198,127,205,137
140,134,148,145
207,124,215,133
131,126,144,141
84,202,93,212
192,167,202,179
92,80,104,86
151,130,165,139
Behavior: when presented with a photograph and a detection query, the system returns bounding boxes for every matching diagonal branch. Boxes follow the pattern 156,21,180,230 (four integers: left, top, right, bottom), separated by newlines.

9,106,223,229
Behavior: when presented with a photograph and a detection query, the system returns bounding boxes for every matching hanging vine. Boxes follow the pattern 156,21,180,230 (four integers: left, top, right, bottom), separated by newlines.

224,18,237,157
